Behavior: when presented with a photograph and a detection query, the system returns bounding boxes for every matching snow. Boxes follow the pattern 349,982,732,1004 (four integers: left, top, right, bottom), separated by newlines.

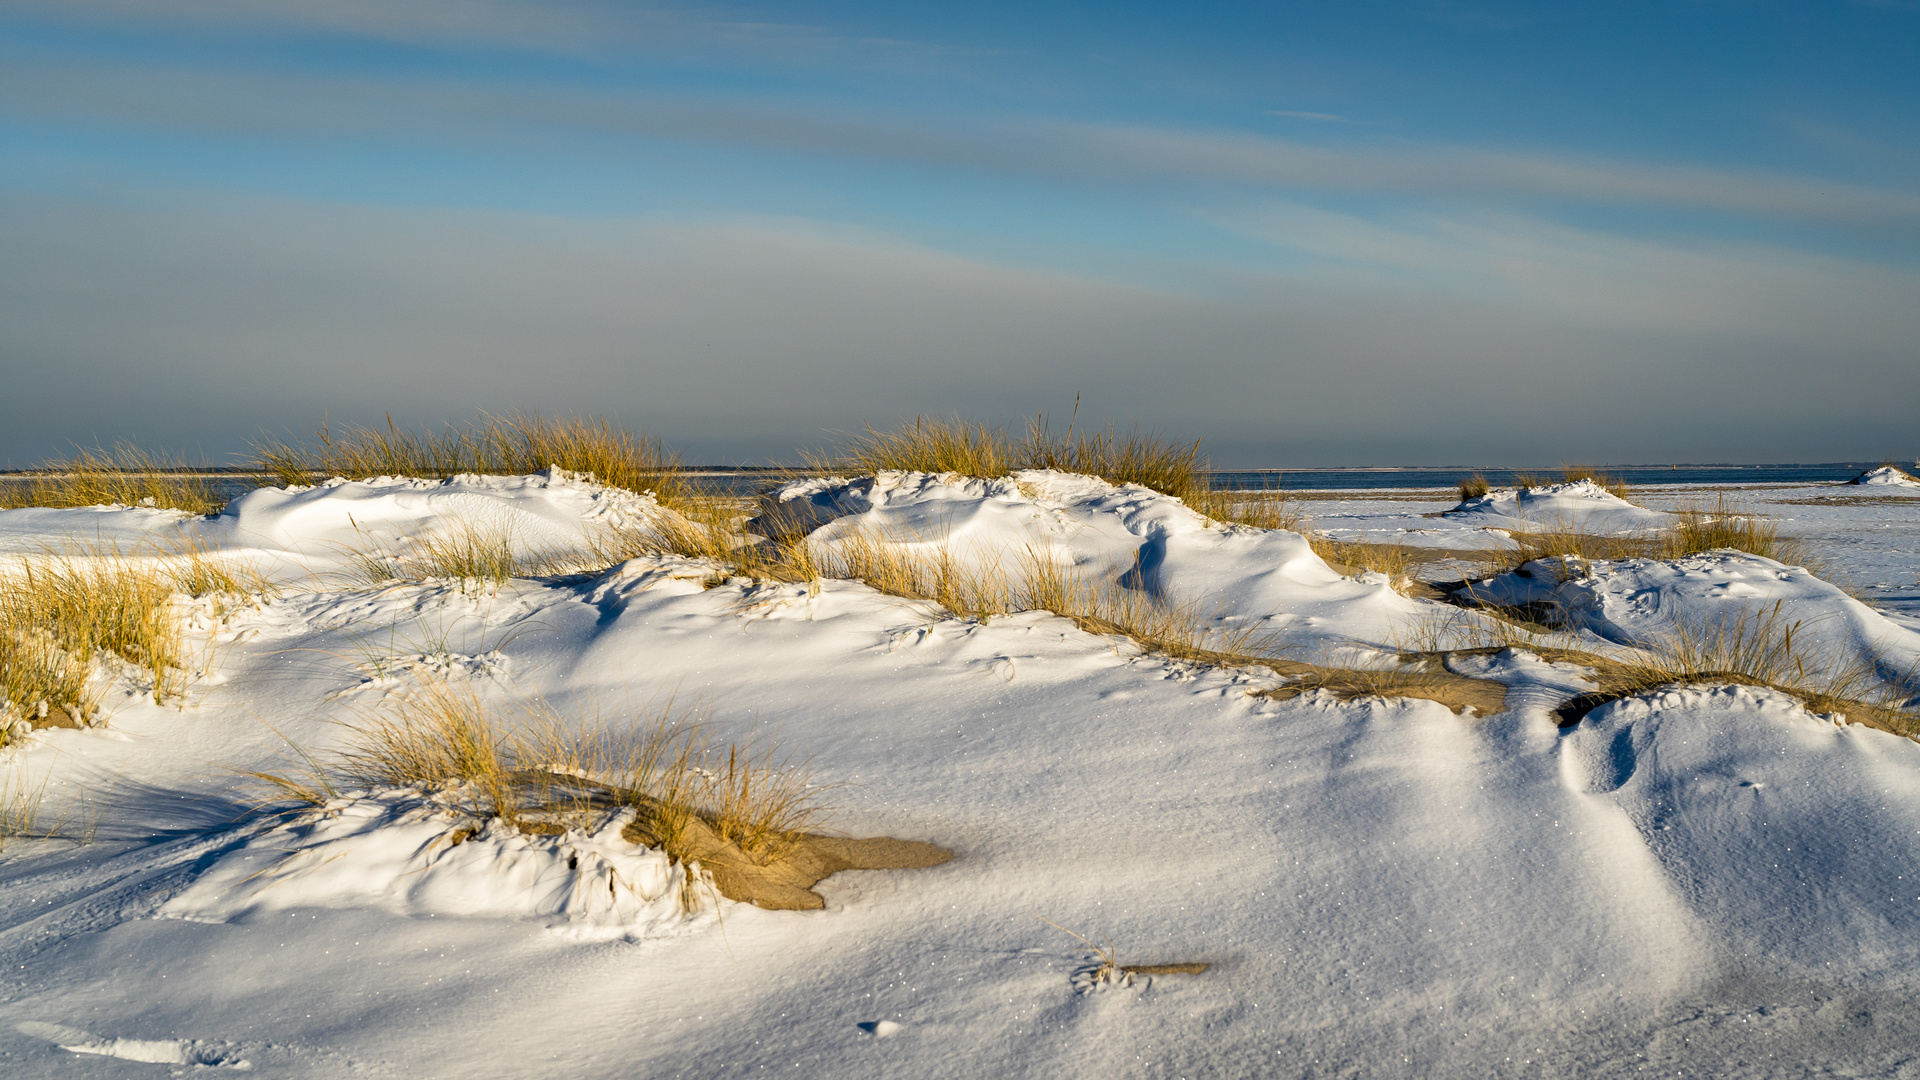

1564,684,1920,982
0,468,667,582
1852,465,1920,488
1303,481,1920,625
2,469,1919,1076
1465,550,1920,682
1445,478,1673,534
780,469,1429,652
163,790,699,939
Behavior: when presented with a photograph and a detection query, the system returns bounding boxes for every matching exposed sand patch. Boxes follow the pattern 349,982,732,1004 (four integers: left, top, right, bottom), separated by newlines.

621,812,953,910
1257,668,1509,716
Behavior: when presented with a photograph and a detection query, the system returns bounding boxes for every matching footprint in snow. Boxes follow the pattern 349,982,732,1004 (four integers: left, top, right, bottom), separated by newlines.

15,1021,251,1069
856,1020,903,1038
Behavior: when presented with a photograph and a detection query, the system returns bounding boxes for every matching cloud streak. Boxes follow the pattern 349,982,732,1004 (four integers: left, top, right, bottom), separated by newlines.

5,46,1918,226
0,0,992,72
1209,201,1920,345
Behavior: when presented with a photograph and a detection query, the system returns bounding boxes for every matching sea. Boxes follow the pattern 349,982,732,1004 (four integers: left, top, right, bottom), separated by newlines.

1,462,1901,503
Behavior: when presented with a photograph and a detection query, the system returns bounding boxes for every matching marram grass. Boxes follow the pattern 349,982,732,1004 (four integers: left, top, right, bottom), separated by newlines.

255,412,693,508
823,411,1304,532
250,677,827,907
0,444,224,515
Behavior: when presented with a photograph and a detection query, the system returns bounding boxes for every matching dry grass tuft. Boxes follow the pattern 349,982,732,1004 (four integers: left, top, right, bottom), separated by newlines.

1553,601,1917,737
255,412,693,508
1017,409,1209,502
809,532,1266,662
1404,589,1919,735
278,676,826,862
1457,473,1490,502
1561,464,1631,500
1511,524,1651,565
0,777,44,850
1188,487,1307,532
583,496,820,586
0,540,275,743
1658,495,1801,563
337,516,639,591
0,444,224,515
831,416,1023,481
828,409,1209,502
1393,603,1595,662
159,535,279,602
605,505,1271,669
0,548,188,736
815,530,1012,619
826,409,1312,533
249,676,948,911
1310,536,1416,588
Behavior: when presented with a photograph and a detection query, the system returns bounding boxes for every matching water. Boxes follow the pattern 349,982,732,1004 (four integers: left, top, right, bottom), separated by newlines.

3,463,1898,505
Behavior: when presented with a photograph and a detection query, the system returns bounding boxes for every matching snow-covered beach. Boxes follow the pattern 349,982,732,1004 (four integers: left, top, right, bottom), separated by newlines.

2,458,1918,1078
8,0,1919,1072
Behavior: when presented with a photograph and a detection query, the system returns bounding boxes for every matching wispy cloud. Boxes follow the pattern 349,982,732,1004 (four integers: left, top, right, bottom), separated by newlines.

1206,201,1920,345
4,46,1918,227
1064,124,1920,223
0,0,1001,71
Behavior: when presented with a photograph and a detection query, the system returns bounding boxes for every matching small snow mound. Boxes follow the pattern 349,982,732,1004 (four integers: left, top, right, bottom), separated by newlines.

1453,479,1628,514
162,790,701,938
1447,479,1668,533
1850,465,1920,488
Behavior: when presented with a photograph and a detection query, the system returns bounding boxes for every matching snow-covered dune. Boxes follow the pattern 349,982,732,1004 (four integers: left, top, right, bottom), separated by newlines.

774,469,1432,651
0,469,669,580
1466,550,1920,681
2,470,1919,1076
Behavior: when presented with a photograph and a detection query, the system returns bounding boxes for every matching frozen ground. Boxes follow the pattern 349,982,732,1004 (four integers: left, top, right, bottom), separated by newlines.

1,471,1918,1078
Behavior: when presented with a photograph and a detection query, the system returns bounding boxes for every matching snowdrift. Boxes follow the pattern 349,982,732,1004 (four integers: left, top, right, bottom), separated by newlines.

772,469,1430,651
1565,684,1920,979
1467,550,1920,680
164,790,698,939
1446,478,1671,533
0,468,668,582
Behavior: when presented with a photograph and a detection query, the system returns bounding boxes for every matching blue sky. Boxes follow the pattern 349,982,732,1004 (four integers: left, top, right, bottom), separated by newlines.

2,1,1916,466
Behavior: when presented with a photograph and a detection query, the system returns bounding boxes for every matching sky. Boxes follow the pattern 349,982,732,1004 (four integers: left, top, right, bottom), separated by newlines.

2,1,1917,468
